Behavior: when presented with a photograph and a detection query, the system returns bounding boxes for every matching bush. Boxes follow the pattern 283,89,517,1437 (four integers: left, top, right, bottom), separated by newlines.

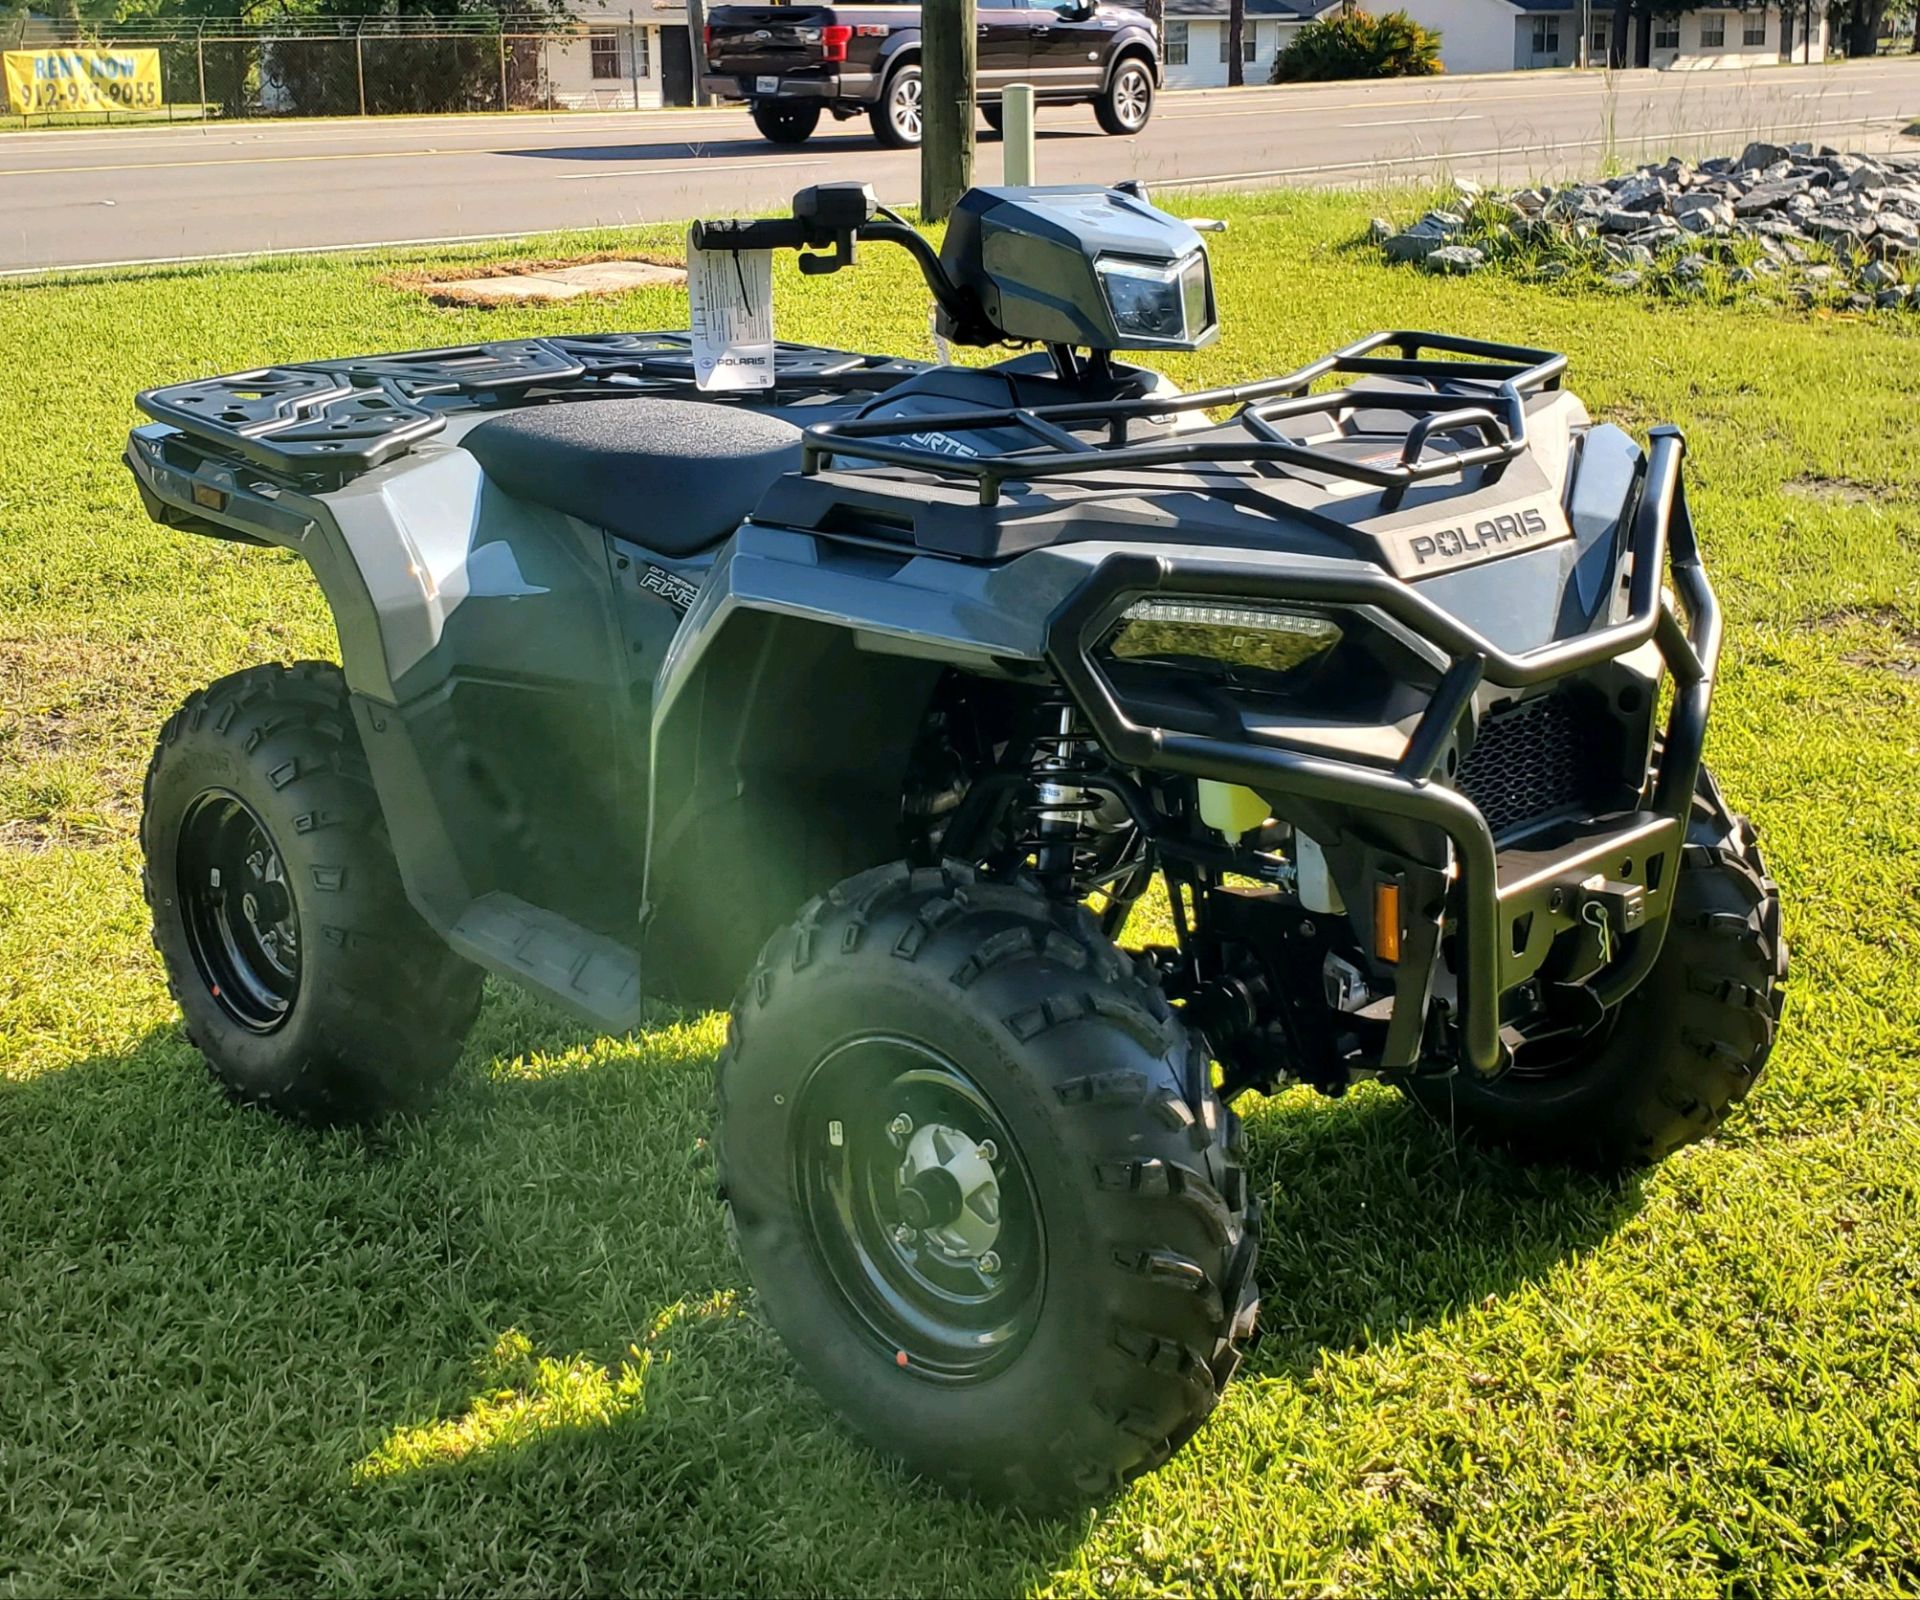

1271,8,1444,82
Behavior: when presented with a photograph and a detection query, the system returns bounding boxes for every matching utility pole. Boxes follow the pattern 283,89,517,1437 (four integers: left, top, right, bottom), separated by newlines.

920,0,976,222
687,0,709,104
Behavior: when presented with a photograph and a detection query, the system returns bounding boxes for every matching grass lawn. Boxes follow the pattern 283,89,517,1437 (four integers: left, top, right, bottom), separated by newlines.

3,188,1919,1596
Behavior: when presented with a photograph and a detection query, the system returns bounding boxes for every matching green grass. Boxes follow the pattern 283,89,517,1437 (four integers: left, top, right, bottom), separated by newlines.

3,188,1920,1596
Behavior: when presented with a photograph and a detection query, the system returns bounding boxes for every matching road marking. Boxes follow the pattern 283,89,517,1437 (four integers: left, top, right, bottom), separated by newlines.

0,146,476,177
1338,114,1487,126
0,144,822,179
559,156,826,180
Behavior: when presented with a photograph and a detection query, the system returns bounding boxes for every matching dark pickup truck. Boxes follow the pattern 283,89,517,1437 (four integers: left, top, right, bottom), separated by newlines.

703,1,1161,148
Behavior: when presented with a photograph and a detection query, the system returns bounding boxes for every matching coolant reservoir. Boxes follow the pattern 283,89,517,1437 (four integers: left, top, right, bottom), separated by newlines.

1198,781,1269,839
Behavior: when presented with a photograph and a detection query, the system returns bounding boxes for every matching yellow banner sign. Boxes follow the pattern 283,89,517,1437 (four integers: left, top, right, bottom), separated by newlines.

4,49,164,115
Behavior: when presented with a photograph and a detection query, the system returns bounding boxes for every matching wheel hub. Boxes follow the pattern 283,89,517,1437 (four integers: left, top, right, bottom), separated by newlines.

897,1122,1001,1260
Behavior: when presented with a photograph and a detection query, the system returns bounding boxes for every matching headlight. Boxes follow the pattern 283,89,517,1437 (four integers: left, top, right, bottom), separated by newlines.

1095,251,1214,346
1104,600,1344,686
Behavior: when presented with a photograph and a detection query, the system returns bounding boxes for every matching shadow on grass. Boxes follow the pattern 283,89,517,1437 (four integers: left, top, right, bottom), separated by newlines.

0,998,1638,1591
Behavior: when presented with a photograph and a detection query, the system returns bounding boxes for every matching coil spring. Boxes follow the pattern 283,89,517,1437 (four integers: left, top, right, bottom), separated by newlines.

1014,699,1108,879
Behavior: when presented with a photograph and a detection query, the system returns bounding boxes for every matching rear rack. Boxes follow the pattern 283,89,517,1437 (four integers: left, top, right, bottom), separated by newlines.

803,331,1567,509
137,334,928,481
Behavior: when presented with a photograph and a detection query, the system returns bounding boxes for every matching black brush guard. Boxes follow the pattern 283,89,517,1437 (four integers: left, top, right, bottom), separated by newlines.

795,332,1714,1078
1043,428,1715,1078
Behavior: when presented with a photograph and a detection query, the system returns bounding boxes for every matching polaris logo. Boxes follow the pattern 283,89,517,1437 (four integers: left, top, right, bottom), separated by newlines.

1409,507,1552,568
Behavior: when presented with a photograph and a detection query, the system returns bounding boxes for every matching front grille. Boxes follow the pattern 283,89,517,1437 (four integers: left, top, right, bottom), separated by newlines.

1455,693,1610,838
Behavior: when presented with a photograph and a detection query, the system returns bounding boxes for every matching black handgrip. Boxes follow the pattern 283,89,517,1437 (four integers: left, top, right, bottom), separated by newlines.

689,216,812,252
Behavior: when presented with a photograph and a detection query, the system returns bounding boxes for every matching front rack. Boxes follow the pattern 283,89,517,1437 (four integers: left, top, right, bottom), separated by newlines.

803,331,1567,509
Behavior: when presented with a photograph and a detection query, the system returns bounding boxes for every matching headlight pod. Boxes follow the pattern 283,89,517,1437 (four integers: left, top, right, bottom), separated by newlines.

1103,599,1345,687
1095,250,1214,347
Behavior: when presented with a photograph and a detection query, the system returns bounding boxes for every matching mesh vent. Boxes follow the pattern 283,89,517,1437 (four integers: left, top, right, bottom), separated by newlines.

1456,694,1608,838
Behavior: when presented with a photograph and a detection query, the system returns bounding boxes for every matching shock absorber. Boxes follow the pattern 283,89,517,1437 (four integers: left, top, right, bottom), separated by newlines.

1018,699,1104,896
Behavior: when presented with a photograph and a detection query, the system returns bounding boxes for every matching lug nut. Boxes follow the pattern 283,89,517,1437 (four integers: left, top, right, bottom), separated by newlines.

978,1251,1001,1275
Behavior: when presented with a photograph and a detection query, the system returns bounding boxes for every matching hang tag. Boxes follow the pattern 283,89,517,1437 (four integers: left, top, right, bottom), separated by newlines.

688,230,775,392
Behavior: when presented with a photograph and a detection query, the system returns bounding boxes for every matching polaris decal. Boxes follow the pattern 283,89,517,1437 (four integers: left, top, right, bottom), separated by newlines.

1380,500,1569,576
1410,508,1552,567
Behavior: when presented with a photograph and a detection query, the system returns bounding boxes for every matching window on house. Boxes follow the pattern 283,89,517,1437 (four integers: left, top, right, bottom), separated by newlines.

1165,18,1189,64
1243,25,1258,60
590,30,621,78
1699,14,1725,46
1653,19,1680,47
1218,23,1230,61
1590,22,1609,52
1743,13,1766,43
1532,16,1561,54
633,27,649,75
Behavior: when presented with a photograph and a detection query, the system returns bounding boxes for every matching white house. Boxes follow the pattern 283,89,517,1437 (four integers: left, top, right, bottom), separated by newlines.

1392,0,1828,74
1161,0,1343,88
542,0,699,109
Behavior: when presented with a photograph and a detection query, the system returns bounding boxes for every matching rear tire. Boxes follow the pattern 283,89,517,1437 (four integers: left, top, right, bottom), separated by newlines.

870,63,923,148
1401,768,1787,1169
1094,56,1154,136
716,862,1259,1506
751,101,820,145
141,662,482,1125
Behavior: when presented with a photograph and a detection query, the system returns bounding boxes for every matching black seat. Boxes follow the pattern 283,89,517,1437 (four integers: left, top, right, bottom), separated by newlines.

462,397,803,555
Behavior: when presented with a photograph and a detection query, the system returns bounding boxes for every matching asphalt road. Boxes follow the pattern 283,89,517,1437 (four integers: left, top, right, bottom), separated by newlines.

2,59,1917,273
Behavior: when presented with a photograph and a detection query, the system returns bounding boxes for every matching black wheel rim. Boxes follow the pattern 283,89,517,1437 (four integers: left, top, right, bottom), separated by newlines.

1504,1004,1624,1081
793,1035,1045,1382
177,790,301,1033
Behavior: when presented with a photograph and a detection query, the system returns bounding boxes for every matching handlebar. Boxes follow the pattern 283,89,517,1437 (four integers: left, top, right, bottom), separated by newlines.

690,183,993,343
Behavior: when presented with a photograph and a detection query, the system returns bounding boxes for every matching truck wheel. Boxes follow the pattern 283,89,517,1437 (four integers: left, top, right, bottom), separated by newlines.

870,63,923,148
141,662,482,1125
750,101,820,145
1401,769,1786,1169
1095,57,1154,136
716,862,1259,1506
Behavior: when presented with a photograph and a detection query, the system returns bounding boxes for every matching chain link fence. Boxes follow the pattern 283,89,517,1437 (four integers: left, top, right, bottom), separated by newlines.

3,12,691,125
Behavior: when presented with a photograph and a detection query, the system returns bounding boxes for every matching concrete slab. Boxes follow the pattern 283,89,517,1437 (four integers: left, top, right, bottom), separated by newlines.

422,257,686,305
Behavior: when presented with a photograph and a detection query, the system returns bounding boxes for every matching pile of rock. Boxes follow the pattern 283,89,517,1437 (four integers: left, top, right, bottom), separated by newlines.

1374,142,1920,311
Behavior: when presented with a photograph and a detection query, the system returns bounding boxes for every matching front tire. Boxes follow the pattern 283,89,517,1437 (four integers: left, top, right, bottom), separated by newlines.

870,63,923,148
1095,57,1154,136
716,862,1259,1506
1401,769,1787,1168
141,662,482,1124
750,100,820,144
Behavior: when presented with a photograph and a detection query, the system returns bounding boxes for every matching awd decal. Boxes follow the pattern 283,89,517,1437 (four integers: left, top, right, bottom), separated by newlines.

1409,507,1552,568
639,565,700,613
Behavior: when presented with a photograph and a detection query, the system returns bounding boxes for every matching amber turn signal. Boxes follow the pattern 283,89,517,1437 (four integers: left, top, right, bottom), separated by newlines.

1373,881,1402,964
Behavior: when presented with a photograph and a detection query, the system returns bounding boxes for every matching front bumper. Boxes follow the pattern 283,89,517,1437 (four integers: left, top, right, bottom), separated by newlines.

1045,427,1717,1078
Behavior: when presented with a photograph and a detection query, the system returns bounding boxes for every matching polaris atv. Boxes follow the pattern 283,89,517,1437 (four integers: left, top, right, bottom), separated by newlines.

126,179,1786,1505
